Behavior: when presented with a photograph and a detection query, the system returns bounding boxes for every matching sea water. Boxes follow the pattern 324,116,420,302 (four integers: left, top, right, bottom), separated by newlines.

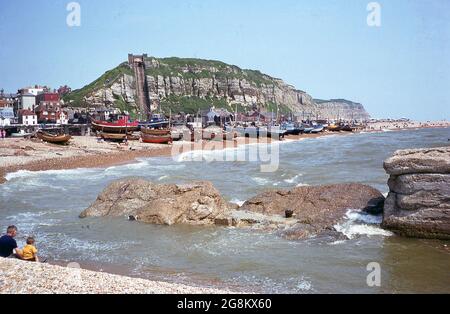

1,128,449,293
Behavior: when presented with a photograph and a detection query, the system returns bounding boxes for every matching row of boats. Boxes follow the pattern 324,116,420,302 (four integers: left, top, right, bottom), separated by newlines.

30,117,359,145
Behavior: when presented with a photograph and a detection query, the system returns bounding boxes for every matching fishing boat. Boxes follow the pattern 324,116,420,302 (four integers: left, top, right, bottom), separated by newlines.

341,125,355,132
139,114,170,129
327,124,342,132
11,131,33,138
91,116,139,133
311,125,325,133
281,123,303,135
141,132,172,144
141,128,171,136
303,125,314,134
100,132,128,141
37,130,71,144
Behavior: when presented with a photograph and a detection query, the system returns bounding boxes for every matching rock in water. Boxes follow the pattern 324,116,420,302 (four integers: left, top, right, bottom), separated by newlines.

80,178,231,226
382,147,450,240
238,183,384,240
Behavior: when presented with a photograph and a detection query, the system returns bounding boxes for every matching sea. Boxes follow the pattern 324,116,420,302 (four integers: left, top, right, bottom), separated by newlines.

1,127,449,293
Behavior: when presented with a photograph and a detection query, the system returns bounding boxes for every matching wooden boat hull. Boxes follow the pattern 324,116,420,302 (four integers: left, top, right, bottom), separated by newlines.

37,131,71,144
141,133,172,144
91,120,139,133
141,128,171,136
11,133,33,138
100,132,127,141
327,125,342,132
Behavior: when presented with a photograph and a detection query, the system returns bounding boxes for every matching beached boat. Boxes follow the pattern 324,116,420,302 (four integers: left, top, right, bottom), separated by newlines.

282,123,304,135
341,125,355,132
303,125,314,134
11,132,33,138
37,131,72,144
100,132,127,141
311,125,325,133
91,116,139,133
327,124,342,132
141,128,171,136
141,132,172,144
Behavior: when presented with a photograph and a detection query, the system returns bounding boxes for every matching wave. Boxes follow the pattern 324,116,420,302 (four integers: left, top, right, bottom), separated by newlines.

230,199,246,207
284,174,302,184
334,209,393,239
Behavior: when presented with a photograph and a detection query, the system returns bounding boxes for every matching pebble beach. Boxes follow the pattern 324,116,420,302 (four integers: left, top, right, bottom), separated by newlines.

0,258,233,294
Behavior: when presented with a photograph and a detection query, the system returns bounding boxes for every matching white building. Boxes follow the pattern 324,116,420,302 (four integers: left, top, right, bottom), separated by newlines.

19,110,38,126
57,111,68,125
17,93,36,111
0,116,11,127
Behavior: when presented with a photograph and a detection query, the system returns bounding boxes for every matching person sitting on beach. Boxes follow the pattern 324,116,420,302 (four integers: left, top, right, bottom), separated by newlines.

19,237,40,262
0,225,23,259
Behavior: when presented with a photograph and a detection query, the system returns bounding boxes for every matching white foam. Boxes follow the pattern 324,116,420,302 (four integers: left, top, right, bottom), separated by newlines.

284,174,302,184
296,183,310,187
230,199,246,207
251,177,270,185
334,209,393,239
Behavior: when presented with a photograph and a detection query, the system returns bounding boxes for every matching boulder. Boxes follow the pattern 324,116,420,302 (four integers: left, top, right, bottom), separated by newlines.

382,147,450,239
80,178,232,226
384,147,450,175
233,183,384,240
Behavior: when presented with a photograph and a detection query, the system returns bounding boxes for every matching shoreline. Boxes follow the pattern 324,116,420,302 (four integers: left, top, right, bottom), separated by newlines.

0,257,236,294
2,125,448,184
0,131,349,184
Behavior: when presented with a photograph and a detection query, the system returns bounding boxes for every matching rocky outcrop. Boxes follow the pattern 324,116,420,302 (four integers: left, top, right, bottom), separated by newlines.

81,179,385,241
382,147,450,239
218,183,384,240
79,178,232,226
314,99,370,121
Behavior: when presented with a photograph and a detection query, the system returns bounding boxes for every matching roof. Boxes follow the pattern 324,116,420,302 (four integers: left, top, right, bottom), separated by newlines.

19,109,36,116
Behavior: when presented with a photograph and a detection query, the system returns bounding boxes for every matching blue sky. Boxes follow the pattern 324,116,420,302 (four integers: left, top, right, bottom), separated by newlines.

1,0,449,120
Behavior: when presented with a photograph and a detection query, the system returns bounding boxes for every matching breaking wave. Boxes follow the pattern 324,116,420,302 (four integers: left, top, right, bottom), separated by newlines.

334,209,393,239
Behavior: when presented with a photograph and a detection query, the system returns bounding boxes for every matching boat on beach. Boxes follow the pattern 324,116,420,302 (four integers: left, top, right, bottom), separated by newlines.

327,124,342,132
141,132,172,144
141,128,171,136
311,125,325,133
11,131,33,138
282,123,304,135
37,130,72,144
91,116,139,133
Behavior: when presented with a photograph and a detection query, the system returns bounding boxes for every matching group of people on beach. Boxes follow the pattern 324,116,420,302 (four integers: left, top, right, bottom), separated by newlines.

0,225,41,262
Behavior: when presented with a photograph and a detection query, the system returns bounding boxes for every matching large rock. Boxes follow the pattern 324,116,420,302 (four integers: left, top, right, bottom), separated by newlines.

233,183,384,240
384,147,450,175
382,147,450,240
80,178,232,226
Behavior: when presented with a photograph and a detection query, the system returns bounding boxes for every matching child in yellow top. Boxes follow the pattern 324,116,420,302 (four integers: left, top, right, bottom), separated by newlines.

21,237,39,262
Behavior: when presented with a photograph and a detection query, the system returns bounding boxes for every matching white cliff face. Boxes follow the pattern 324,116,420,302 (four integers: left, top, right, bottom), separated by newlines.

314,99,371,121
86,74,135,105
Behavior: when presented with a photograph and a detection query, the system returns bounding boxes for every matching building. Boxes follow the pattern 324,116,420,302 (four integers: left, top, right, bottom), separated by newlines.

16,93,36,111
56,111,68,125
57,85,72,97
0,107,14,127
19,110,38,126
35,92,60,111
19,85,48,96
0,92,17,108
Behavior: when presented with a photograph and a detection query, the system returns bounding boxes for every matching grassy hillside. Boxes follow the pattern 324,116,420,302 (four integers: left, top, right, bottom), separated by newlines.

64,56,292,115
